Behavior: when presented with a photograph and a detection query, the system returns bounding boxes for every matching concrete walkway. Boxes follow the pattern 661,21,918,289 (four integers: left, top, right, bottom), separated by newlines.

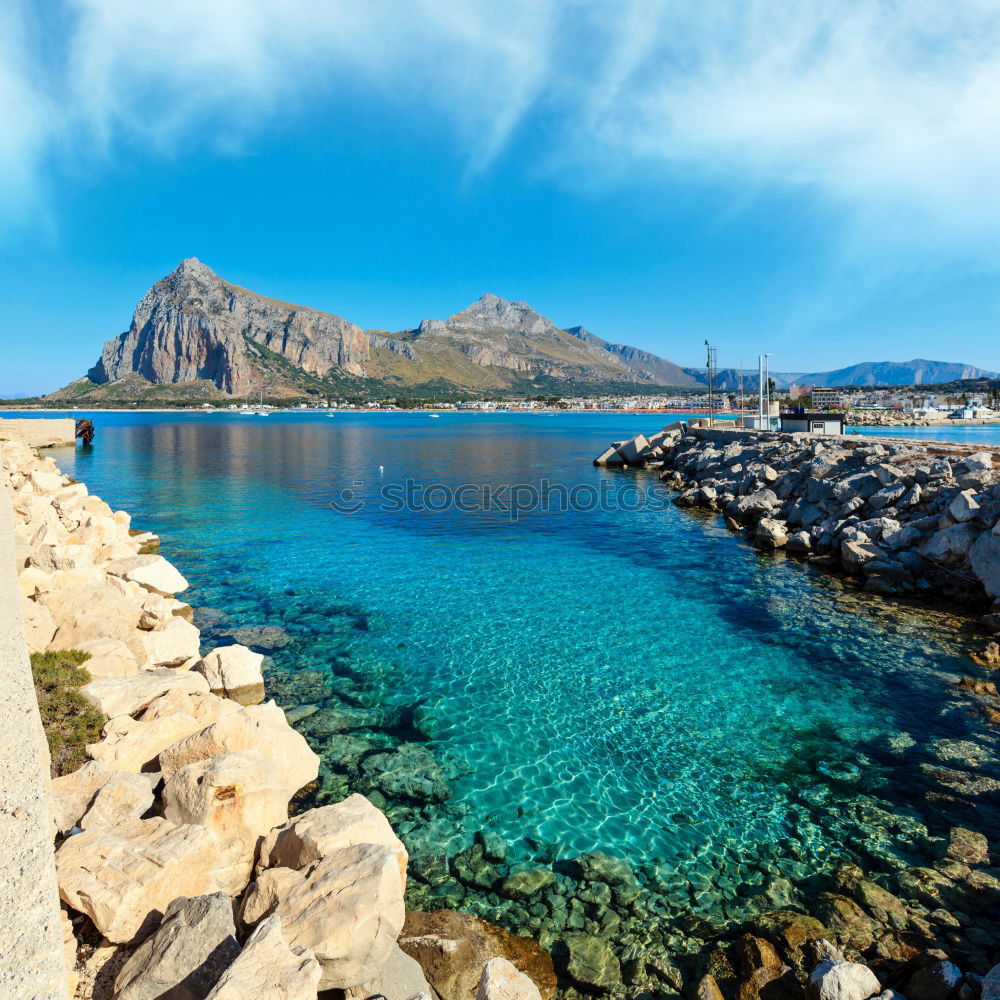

0,479,68,999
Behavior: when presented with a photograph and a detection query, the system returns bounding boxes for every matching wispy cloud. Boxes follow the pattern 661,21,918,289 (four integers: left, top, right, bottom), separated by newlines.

6,0,1000,265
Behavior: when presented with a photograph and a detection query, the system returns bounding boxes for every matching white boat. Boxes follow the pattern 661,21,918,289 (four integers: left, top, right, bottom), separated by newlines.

429,413,440,418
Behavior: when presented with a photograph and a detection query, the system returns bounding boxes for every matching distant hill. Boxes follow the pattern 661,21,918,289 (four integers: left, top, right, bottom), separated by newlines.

683,359,997,390
52,260,698,402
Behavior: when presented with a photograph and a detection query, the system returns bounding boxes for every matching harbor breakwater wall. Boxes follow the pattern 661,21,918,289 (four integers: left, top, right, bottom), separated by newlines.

599,424,1000,631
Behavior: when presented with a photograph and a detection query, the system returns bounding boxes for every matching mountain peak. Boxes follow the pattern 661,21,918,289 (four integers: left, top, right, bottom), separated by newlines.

446,294,555,336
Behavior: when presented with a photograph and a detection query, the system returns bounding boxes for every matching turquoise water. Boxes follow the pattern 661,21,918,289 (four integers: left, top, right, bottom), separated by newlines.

19,411,999,936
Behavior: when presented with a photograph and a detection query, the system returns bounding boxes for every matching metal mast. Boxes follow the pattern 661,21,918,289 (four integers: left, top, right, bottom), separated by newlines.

705,341,718,426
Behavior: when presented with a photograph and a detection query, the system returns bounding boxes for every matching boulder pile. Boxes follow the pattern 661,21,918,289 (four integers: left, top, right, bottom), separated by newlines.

600,425,1000,613
0,435,549,1000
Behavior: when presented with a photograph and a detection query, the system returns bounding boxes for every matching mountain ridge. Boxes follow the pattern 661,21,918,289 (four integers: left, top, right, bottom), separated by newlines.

54,259,998,401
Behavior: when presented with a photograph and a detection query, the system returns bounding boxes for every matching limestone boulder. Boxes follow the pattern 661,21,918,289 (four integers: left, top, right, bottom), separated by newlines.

129,616,201,668
258,793,408,888
841,540,882,575
241,843,405,990
806,960,881,1000
51,760,153,834
41,582,144,648
22,598,56,652
82,667,209,719
949,490,981,523
74,637,140,678
159,700,319,794
970,525,1000,599
196,644,265,705
346,944,432,1000
205,915,322,1000
113,892,240,1000
398,910,556,1000
477,958,542,1000
164,750,291,894
56,816,220,943
106,553,189,595
756,518,789,549
88,692,238,772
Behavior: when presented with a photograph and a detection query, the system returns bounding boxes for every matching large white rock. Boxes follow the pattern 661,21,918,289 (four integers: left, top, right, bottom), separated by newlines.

241,843,405,990
82,666,209,719
477,958,542,1000
106,554,189,596
88,691,240,772
159,701,319,794
196,644,265,705
56,816,221,943
347,944,431,1000
163,750,291,894
807,960,881,1000
258,793,408,890
75,637,140,679
21,598,56,652
128,616,201,668
50,760,153,834
205,915,322,1000
949,489,981,523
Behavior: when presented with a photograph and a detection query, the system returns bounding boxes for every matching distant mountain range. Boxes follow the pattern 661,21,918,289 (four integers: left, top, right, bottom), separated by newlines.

46,259,997,401
682,360,998,391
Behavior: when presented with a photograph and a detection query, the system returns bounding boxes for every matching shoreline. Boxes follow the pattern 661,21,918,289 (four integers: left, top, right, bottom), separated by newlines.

5,405,1000,426
2,421,999,999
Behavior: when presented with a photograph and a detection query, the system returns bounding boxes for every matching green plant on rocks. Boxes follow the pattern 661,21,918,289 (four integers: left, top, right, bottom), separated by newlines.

30,649,104,777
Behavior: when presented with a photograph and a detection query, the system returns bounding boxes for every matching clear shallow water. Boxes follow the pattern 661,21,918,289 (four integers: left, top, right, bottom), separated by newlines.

19,411,999,931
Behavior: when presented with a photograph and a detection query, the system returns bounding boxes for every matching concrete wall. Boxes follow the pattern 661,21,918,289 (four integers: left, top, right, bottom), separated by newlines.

0,478,69,999
0,418,76,448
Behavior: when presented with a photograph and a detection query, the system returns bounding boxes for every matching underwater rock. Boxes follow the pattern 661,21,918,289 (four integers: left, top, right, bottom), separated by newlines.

452,844,501,891
945,827,989,866
500,869,556,901
357,743,451,804
569,852,637,887
227,625,293,650
563,934,622,993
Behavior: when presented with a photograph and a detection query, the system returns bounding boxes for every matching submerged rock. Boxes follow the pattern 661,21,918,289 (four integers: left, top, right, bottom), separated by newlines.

357,743,451,804
564,934,621,993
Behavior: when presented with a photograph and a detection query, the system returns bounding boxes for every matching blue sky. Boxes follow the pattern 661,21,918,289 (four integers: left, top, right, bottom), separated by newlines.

4,0,1000,396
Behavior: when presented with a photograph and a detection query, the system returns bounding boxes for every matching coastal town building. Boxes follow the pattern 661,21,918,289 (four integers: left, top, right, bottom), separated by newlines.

778,410,846,434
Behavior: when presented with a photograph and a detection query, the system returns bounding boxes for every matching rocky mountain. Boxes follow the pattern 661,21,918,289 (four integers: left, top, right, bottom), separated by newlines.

74,260,692,400
797,358,998,388
564,327,697,386
683,359,997,391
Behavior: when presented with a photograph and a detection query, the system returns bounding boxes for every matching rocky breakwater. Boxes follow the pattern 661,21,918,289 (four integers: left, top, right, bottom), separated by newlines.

0,434,551,1000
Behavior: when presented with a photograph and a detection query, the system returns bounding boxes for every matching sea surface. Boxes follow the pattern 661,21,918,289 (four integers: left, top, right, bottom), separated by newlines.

14,410,1000,940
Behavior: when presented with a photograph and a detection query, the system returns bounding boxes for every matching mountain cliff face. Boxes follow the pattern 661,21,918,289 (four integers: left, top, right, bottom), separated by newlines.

83,261,691,397
89,259,369,396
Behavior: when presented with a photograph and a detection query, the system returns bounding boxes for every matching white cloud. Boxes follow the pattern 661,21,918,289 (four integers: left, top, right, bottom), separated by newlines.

6,0,1000,263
